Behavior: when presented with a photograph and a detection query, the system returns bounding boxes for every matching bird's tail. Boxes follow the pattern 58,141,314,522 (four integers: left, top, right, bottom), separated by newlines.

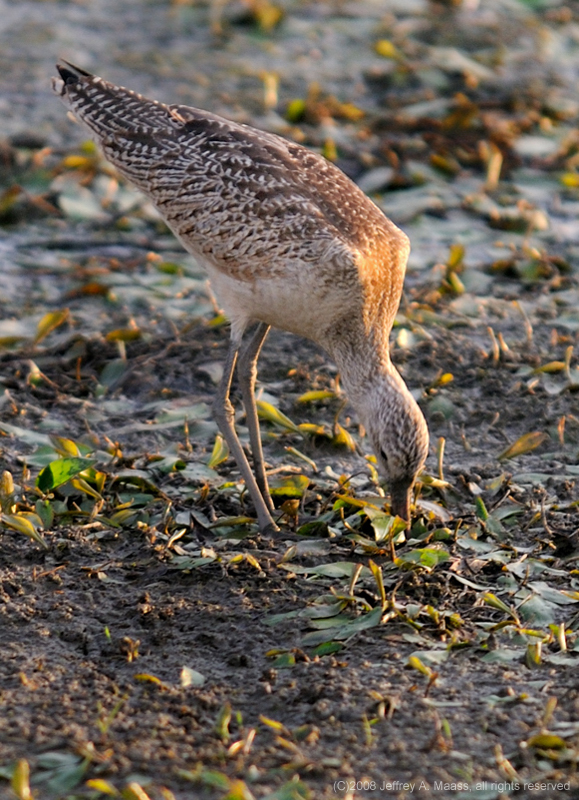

52,59,177,139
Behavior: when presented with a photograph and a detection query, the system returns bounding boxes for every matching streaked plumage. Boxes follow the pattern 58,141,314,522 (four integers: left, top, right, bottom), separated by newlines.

53,60,429,533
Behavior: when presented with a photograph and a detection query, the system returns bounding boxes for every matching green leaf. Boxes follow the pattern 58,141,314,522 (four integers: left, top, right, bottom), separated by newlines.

396,547,449,570
35,499,54,528
366,508,407,545
305,600,348,619
311,641,343,657
214,703,232,743
302,606,383,645
264,610,302,626
37,457,94,492
98,359,126,390
270,652,296,668
45,758,89,793
475,496,489,521
481,648,521,664
262,779,310,799
284,561,372,579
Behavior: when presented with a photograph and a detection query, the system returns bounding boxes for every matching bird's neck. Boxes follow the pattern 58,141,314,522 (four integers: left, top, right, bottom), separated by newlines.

342,356,412,420
320,318,391,399
323,322,422,436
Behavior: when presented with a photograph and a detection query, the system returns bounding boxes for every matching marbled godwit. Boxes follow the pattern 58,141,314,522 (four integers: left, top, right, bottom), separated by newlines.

53,60,429,535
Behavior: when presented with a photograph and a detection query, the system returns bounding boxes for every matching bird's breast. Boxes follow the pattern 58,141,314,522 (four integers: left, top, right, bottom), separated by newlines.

203,254,362,344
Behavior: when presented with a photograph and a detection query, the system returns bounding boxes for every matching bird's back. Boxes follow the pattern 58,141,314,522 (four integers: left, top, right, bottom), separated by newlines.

53,62,409,341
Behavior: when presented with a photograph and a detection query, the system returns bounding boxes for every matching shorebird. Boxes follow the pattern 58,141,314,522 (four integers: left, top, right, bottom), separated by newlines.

53,60,429,535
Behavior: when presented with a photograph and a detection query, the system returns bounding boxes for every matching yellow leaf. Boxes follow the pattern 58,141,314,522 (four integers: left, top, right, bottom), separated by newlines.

525,642,542,668
447,271,465,295
34,309,69,344
334,494,382,510
243,553,262,570
332,423,356,452
498,431,547,460
368,559,387,609
208,516,254,528
431,152,461,175
0,335,26,348
269,473,310,497
259,715,285,732
0,470,15,513
62,154,96,170
337,102,364,122
322,139,337,162
133,673,167,689
254,1,283,31
298,422,330,437
108,508,138,527
12,759,32,800
256,400,299,432
375,39,401,59
86,779,121,796
208,433,229,469
285,446,318,472
215,702,232,742
208,313,228,328
27,360,45,386
105,328,142,342
70,477,103,500
533,361,566,374
50,436,81,456
285,98,306,122
447,243,465,269
279,545,297,564
296,389,337,403
527,733,566,750
407,655,432,677
81,139,97,154
483,592,513,614
122,783,152,800
1,514,48,548
560,172,579,188
222,779,256,800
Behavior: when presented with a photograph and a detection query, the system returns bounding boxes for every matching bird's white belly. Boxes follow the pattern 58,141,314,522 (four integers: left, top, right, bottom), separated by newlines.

205,262,354,344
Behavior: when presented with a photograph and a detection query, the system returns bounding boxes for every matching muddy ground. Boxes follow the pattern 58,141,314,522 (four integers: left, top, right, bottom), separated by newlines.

2,1,579,798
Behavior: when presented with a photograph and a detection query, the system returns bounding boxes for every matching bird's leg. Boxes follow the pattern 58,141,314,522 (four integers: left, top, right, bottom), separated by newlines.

213,336,279,535
237,323,274,512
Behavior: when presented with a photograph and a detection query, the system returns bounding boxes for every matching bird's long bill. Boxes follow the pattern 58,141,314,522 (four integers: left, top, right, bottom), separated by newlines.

389,480,411,524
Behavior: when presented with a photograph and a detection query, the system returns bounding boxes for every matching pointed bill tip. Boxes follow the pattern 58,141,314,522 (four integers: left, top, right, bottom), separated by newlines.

53,60,95,99
389,480,411,525
56,63,81,86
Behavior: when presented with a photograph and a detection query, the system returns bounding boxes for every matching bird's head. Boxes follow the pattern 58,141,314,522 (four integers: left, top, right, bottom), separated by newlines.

362,372,429,522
